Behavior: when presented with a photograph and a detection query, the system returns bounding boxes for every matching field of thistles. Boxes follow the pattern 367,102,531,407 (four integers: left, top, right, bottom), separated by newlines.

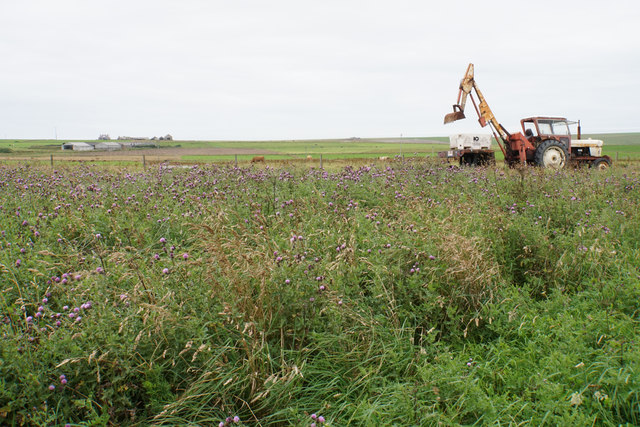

0,161,638,425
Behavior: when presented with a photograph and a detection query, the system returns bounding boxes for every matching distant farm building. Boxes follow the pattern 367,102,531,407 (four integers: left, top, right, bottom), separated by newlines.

61,142,94,151
61,141,122,151
95,141,122,151
118,141,158,149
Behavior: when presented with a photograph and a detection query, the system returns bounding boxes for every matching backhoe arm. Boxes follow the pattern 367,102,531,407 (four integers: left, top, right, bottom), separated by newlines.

444,63,509,143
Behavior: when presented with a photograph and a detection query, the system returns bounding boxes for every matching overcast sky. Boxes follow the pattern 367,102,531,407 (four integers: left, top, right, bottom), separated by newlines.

1,0,639,140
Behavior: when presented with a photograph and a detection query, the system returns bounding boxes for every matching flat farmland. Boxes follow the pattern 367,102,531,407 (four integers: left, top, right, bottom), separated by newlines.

1,134,639,167
0,137,447,164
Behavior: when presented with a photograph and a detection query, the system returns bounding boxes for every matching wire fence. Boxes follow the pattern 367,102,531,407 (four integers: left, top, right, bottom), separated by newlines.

1,150,638,170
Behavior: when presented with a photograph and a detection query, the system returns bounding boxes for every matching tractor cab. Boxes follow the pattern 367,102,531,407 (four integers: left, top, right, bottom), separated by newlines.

521,117,572,148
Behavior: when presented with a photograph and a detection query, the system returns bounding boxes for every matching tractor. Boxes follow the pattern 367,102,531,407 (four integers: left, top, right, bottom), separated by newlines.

443,64,612,169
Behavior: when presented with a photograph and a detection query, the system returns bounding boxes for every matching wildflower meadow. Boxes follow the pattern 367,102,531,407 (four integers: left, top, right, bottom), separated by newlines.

0,160,638,425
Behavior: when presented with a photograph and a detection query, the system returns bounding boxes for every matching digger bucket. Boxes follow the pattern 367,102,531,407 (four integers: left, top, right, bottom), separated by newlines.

444,105,465,124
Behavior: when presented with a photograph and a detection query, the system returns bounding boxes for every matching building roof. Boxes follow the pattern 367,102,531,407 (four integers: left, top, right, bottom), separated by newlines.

64,142,93,147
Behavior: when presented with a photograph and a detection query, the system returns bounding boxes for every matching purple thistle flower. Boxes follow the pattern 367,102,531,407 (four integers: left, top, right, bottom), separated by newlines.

49,384,55,391
162,268,169,275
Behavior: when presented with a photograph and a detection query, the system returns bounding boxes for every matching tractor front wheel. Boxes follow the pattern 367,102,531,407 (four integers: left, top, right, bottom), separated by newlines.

591,157,611,170
534,140,568,169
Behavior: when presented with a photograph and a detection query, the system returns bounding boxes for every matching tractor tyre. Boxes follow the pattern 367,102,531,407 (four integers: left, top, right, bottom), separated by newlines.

534,140,568,169
591,157,611,170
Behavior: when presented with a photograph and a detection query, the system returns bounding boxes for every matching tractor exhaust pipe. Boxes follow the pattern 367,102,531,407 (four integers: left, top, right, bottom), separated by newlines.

444,105,465,124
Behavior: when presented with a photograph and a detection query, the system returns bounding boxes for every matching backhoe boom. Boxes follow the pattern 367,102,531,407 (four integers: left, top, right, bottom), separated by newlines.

444,64,509,147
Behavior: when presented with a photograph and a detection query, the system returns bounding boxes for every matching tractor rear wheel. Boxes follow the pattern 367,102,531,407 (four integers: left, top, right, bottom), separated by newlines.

534,140,568,169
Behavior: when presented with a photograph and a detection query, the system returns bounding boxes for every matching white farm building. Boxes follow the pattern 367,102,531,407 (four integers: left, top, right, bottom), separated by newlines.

95,141,122,151
61,142,94,151
61,141,122,151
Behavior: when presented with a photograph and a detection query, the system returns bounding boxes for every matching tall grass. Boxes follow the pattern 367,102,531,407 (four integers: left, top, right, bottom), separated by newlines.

0,161,638,425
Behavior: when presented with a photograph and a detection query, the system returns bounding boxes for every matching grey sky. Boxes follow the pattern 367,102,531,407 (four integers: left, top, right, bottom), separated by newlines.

1,0,639,140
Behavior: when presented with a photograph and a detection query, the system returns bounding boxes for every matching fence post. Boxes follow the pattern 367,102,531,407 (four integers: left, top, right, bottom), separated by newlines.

320,154,323,169
235,154,238,168
143,155,146,168
50,155,53,168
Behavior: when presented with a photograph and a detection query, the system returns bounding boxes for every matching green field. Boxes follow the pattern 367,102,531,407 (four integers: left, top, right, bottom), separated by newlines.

1,133,638,165
1,160,638,425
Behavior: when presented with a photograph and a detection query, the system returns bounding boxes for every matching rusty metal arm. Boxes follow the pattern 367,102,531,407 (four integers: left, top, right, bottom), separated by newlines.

444,63,510,146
